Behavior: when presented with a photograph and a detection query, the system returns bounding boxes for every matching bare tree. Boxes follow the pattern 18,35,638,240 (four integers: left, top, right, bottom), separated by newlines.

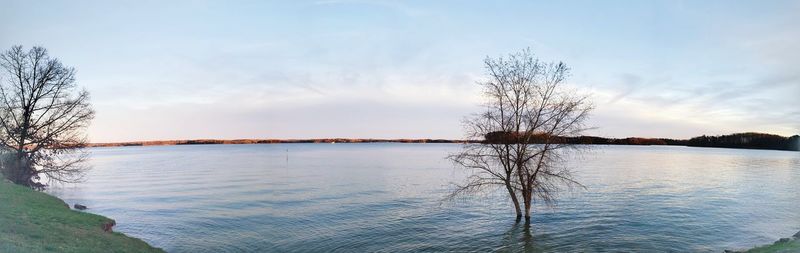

0,46,94,189
449,49,592,222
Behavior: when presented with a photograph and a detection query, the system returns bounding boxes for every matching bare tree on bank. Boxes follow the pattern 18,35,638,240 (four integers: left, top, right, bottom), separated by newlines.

0,46,94,189
449,49,592,222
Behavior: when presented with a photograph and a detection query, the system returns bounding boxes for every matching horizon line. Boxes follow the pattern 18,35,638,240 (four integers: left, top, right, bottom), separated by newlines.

88,132,800,146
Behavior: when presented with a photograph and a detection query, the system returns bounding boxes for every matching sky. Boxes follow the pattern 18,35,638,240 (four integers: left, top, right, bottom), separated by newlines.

1,0,798,142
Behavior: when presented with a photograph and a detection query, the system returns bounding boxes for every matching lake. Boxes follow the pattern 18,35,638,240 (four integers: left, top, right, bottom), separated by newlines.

48,144,800,252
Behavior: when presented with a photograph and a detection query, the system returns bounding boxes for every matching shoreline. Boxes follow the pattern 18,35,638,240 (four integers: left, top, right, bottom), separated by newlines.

88,138,470,147
0,179,164,252
726,231,800,252
86,138,798,152
87,133,798,151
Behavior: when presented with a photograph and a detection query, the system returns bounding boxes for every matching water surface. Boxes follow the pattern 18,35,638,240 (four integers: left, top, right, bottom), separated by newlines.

49,144,800,252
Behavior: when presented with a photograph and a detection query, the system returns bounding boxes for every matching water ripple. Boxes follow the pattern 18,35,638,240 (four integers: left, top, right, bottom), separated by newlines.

48,144,800,252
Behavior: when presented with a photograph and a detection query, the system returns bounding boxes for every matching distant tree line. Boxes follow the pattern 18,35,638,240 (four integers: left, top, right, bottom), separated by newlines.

484,131,800,151
560,136,680,146
685,133,799,151
89,138,463,147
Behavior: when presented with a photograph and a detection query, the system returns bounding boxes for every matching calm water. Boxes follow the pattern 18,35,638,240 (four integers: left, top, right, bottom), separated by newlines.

48,144,800,252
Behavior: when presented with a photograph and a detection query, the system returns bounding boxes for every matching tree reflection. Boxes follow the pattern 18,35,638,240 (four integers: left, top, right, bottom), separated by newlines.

500,220,544,252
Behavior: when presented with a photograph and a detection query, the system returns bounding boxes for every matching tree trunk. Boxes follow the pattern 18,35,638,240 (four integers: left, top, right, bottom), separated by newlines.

13,152,31,187
523,188,532,223
524,201,532,223
505,183,522,218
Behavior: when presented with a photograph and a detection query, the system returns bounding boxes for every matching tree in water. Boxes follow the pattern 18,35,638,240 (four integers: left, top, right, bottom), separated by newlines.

0,46,94,189
449,49,592,222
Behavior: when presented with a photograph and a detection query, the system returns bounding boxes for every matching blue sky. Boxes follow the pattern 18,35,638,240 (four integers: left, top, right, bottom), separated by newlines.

2,0,798,142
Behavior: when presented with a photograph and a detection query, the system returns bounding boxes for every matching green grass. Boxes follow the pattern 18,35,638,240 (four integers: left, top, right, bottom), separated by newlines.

745,239,800,253
0,179,164,253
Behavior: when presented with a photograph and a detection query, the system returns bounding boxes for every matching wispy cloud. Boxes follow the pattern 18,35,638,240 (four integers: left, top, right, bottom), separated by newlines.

4,1,798,141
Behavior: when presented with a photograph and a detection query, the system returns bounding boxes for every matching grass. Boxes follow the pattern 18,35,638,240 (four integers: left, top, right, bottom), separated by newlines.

744,239,800,253
0,179,164,253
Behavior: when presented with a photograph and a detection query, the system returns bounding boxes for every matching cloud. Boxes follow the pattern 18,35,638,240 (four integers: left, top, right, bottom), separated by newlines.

8,1,799,141
607,73,642,104
585,3,800,138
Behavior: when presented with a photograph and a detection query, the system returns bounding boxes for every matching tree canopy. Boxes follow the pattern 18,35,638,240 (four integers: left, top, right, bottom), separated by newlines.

0,45,94,189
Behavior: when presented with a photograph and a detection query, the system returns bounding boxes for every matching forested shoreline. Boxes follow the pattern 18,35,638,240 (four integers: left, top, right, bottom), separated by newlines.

487,132,800,151
87,132,800,151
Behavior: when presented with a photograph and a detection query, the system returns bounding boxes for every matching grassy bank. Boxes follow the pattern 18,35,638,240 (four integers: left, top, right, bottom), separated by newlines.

725,232,800,253
741,237,800,253
0,179,163,253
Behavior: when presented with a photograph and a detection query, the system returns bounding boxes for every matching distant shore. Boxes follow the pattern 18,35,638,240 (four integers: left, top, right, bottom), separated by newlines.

89,132,799,152
88,138,467,147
